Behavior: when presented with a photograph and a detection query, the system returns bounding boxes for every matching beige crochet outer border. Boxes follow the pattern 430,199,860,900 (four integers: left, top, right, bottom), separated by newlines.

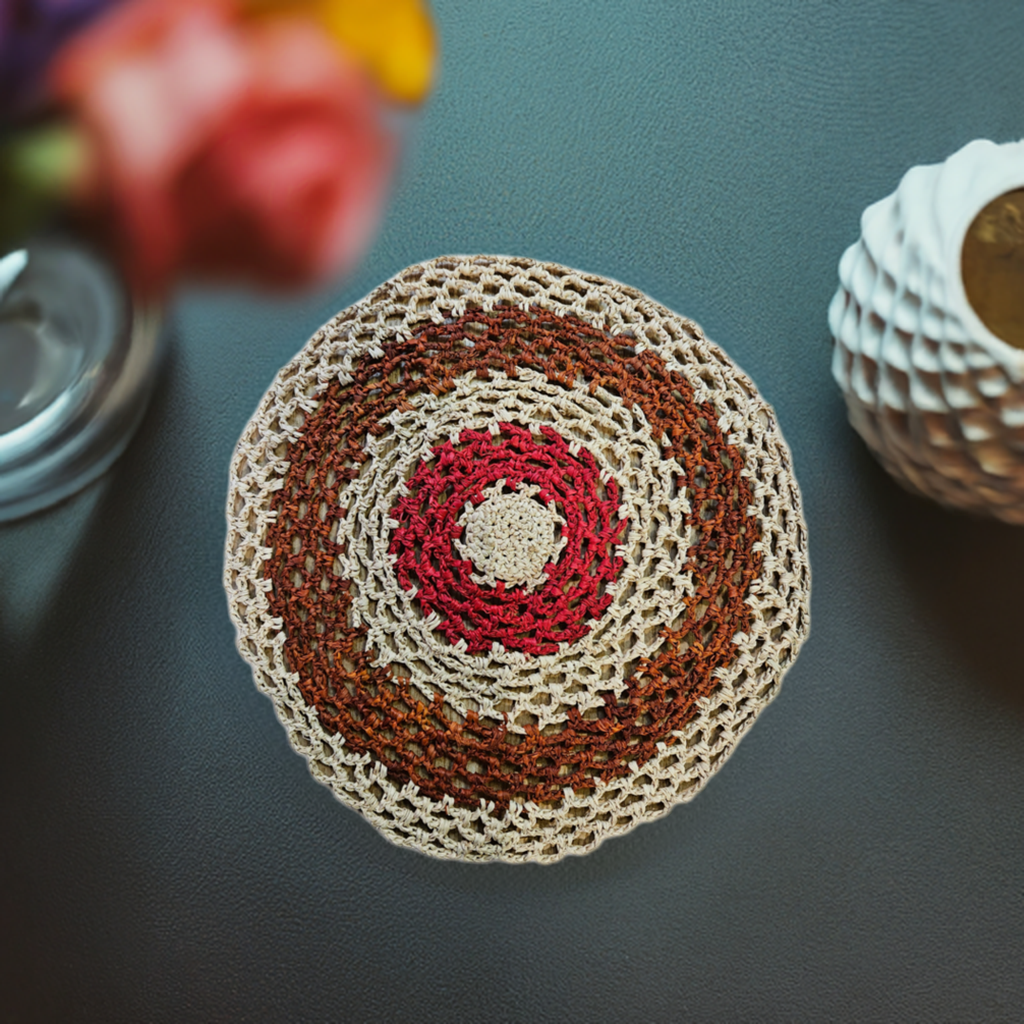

224,255,811,863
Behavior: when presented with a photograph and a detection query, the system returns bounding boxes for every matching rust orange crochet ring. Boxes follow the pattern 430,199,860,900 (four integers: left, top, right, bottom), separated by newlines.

225,256,810,862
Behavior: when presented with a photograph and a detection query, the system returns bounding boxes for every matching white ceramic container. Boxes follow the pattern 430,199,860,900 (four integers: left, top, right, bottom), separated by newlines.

830,138,1024,523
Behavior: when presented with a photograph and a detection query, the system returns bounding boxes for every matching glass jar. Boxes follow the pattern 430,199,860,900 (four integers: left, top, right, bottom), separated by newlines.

0,238,164,521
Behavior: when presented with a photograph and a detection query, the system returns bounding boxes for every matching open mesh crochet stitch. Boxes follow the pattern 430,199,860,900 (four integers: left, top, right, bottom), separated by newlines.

225,256,810,862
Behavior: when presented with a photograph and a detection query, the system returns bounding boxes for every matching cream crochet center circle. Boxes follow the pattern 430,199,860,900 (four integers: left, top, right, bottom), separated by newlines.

456,482,565,590
224,255,811,864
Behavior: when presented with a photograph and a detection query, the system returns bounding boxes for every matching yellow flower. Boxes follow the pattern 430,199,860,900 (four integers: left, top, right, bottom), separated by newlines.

247,0,436,104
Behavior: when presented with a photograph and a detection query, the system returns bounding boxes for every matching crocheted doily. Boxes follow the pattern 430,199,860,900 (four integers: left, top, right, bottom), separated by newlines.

224,256,810,863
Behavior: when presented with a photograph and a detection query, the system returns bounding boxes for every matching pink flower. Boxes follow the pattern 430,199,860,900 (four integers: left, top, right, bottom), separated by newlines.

51,0,395,296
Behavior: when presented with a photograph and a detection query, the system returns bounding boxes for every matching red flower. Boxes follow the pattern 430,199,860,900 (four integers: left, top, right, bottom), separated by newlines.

51,0,395,296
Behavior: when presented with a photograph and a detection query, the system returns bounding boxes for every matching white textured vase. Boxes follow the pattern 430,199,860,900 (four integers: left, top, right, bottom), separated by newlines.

830,138,1024,524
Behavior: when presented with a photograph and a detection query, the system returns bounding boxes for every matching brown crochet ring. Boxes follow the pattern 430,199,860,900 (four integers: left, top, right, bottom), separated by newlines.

224,256,810,863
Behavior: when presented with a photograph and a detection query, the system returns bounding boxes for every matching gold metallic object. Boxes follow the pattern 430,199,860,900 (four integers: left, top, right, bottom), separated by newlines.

962,188,1024,350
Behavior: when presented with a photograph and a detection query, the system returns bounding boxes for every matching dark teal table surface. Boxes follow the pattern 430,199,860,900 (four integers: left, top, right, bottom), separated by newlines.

4,2,1024,1020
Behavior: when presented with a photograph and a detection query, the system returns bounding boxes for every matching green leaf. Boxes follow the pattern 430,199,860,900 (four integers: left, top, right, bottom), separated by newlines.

0,122,89,250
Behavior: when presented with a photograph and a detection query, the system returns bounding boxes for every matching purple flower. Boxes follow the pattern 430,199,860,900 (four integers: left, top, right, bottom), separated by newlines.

0,0,120,120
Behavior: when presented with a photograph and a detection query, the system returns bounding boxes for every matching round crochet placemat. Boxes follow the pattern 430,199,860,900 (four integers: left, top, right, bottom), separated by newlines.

224,255,810,863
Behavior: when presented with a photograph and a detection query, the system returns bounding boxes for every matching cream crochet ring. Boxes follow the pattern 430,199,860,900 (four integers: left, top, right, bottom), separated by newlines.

224,256,810,863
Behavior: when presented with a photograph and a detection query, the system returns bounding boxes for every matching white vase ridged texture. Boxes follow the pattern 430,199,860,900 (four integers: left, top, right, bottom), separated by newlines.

830,138,1024,524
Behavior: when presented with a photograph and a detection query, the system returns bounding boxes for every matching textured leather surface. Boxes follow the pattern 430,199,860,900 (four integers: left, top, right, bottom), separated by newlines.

4,1,1024,1019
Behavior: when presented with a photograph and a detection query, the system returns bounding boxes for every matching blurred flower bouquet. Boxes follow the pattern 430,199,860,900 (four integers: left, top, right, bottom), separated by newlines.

0,0,434,520
0,0,436,297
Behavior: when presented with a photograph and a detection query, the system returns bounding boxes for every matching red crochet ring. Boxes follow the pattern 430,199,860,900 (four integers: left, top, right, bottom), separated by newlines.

389,423,625,656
